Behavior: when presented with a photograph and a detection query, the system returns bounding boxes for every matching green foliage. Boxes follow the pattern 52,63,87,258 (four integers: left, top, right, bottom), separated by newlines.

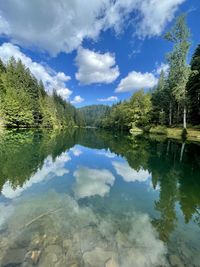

0,14,199,132
159,110,166,125
98,89,152,131
92,16,198,132
165,14,190,128
151,71,169,124
79,105,110,126
0,57,82,129
181,128,188,140
187,44,200,125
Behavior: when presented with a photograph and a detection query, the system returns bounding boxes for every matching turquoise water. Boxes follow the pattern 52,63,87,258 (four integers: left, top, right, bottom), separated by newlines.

0,129,200,267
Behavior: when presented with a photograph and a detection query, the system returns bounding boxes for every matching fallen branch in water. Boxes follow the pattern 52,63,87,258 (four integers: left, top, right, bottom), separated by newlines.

23,207,62,229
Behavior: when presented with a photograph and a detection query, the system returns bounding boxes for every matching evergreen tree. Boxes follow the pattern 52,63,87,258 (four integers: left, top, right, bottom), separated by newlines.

152,70,168,124
187,44,200,125
0,57,81,129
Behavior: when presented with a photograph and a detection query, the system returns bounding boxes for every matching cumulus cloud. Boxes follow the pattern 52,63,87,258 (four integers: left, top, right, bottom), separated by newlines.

71,95,84,104
0,0,185,55
115,71,158,93
70,146,83,157
97,96,118,102
0,42,72,99
137,0,185,38
75,47,119,85
155,63,169,75
73,167,115,199
112,161,150,183
1,152,71,199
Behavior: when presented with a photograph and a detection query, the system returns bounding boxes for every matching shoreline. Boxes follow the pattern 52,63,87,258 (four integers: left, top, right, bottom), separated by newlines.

131,126,200,143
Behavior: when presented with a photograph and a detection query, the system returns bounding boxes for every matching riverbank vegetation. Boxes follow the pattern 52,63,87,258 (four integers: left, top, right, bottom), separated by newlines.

1,14,200,141
96,15,200,139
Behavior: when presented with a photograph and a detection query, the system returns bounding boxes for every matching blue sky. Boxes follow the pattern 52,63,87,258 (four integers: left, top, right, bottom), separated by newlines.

0,0,199,107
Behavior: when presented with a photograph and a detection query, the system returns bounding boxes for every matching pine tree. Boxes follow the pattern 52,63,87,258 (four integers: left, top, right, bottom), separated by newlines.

187,44,200,125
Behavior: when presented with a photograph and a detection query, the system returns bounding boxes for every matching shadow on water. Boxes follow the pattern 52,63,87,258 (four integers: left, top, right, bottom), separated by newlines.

0,128,200,266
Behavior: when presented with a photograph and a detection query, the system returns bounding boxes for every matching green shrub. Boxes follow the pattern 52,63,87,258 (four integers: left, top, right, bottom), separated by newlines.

181,128,188,140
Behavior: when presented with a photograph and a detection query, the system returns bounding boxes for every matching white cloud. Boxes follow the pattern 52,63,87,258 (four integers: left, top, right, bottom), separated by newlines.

97,150,117,158
56,88,72,100
1,152,71,199
75,47,119,85
155,63,169,75
97,96,118,102
73,167,115,199
116,71,158,93
70,146,82,157
0,42,72,99
112,161,150,183
71,95,84,104
0,0,185,55
137,0,186,38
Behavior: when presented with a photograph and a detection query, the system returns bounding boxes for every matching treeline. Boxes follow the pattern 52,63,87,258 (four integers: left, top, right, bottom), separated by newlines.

0,57,84,129
78,105,110,126
98,15,200,132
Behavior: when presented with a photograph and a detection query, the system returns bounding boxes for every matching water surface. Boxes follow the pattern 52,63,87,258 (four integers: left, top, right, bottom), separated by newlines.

0,129,200,267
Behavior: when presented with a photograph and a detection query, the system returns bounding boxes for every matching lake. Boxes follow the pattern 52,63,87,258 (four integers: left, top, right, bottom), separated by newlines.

0,129,200,267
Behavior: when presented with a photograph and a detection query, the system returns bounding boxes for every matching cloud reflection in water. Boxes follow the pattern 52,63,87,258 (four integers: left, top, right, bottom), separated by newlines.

0,192,168,267
1,152,71,199
73,166,115,199
112,161,150,183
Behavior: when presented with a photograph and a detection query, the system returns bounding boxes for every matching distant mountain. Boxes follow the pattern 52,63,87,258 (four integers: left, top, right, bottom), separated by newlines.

79,105,110,126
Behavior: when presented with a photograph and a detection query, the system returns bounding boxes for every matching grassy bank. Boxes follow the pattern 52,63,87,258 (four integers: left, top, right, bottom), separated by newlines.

151,127,200,142
131,125,200,142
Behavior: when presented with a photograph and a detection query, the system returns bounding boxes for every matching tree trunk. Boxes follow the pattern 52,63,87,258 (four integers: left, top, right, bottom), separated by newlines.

166,140,170,157
169,102,172,126
177,104,180,125
183,105,187,129
180,142,185,162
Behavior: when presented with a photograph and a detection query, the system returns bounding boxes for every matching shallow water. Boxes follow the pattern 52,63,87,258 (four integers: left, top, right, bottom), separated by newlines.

0,129,200,267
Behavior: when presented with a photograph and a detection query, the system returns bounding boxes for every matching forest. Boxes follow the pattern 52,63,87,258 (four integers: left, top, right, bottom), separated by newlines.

78,105,110,127
0,57,84,129
97,15,200,134
0,15,200,136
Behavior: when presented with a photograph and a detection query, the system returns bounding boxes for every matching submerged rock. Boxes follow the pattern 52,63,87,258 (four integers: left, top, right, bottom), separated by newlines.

83,247,117,267
169,254,184,267
31,250,41,265
39,244,63,266
105,256,119,267
63,238,71,251
115,230,131,249
1,248,27,267
29,233,46,250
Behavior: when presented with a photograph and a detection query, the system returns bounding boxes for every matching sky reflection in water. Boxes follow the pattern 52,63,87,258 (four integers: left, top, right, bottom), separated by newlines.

0,129,200,267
